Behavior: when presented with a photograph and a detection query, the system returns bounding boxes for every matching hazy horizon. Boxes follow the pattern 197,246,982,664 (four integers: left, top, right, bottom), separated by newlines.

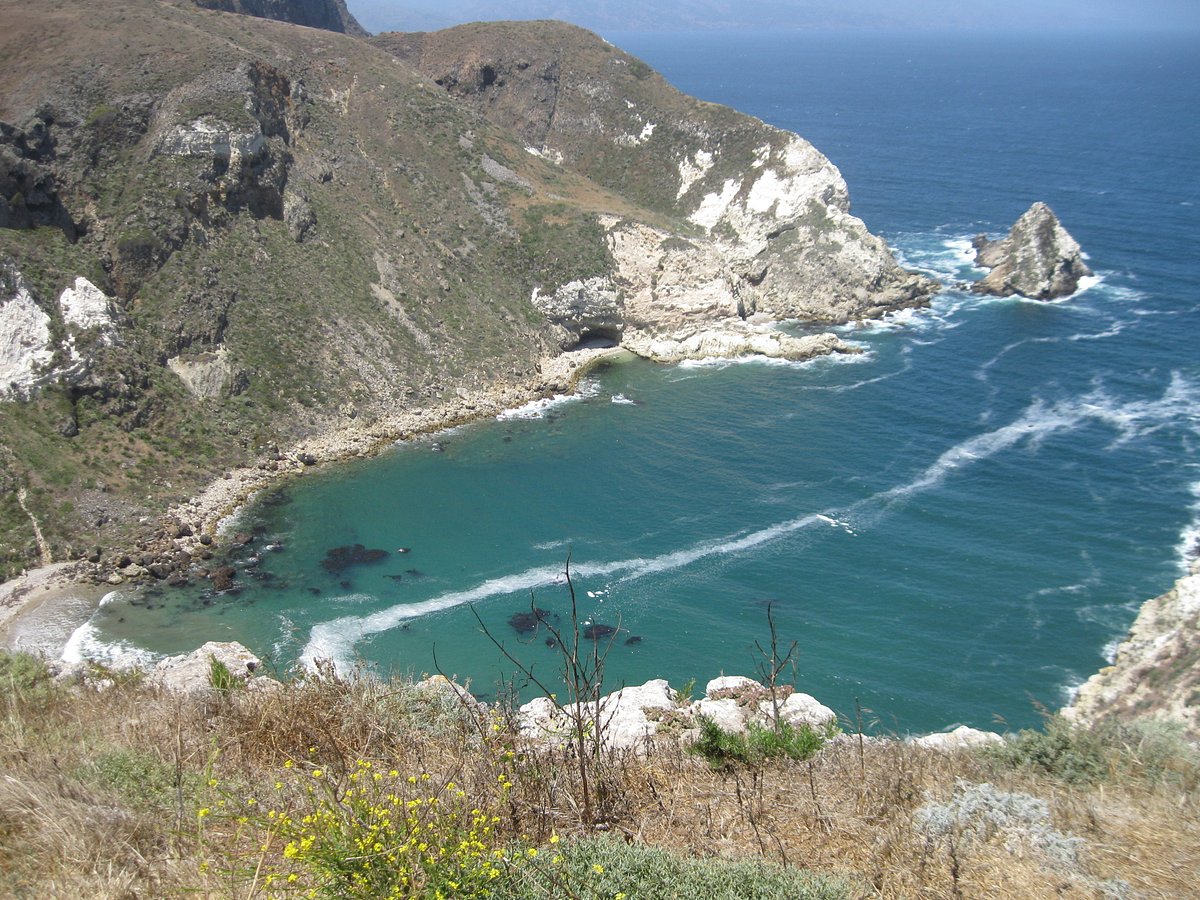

347,0,1200,36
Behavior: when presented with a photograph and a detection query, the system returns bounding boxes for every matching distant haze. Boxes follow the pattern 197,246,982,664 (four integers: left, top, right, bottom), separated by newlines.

348,0,1200,35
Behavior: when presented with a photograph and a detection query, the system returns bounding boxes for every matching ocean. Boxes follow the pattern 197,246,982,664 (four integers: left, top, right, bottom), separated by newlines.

67,30,1200,734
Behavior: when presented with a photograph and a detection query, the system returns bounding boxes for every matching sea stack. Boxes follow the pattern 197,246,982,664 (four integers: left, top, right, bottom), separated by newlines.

971,202,1092,300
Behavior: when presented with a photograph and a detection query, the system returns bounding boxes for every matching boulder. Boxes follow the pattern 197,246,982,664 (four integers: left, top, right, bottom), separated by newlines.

913,725,1004,752
972,202,1091,299
516,678,675,751
704,675,761,698
151,640,277,694
758,691,836,729
693,697,746,733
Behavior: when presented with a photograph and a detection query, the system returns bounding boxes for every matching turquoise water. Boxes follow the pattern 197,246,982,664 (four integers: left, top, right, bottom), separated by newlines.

71,32,1200,733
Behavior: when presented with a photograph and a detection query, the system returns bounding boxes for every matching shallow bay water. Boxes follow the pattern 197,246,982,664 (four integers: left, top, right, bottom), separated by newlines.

70,30,1200,733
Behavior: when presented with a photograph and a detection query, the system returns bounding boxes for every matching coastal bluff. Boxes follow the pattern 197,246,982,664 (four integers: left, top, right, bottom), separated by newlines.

1065,561,1200,741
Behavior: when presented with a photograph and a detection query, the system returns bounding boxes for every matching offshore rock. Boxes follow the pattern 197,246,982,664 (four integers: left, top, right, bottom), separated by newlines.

972,202,1092,299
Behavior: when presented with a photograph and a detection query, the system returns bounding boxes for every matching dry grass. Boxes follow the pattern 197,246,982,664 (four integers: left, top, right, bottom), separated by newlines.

1,653,1197,898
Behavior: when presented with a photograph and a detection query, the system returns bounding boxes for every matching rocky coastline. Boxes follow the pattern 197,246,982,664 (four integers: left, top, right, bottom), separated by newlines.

4,340,1197,742
0,346,628,645
1064,560,1200,741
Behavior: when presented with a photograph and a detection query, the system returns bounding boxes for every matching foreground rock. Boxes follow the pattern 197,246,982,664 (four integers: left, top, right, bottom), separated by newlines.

1065,562,1200,741
150,640,281,694
913,725,1004,752
972,202,1092,299
517,674,837,751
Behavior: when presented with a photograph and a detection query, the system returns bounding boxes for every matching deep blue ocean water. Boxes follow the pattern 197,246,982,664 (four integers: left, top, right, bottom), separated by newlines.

69,31,1200,734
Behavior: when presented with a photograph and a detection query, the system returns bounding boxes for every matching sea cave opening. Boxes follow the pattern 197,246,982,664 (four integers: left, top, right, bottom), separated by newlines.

567,327,621,351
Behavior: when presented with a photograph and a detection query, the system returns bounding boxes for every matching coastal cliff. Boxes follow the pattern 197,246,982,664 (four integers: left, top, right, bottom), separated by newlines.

0,0,931,580
1065,562,1200,741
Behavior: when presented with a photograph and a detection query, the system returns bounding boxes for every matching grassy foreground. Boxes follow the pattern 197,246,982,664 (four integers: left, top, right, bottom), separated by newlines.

1,650,1197,898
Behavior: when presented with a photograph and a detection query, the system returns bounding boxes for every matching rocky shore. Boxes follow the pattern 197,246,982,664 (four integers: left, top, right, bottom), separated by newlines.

1064,560,1200,741
0,348,629,640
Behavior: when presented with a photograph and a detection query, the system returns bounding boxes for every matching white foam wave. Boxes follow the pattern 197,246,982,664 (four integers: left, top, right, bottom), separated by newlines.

61,620,158,670
611,393,636,405
889,233,982,283
496,382,600,420
301,511,842,672
330,592,376,605
879,373,1200,506
675,351,867,371
1176,479,1200,569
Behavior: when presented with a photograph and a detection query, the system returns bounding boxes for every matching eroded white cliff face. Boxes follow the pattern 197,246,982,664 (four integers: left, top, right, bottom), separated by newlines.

530,213,866,365
685,136,848,252
0,270,119,401
1064,563,1200,740
0,270,55,398
532,127,932,364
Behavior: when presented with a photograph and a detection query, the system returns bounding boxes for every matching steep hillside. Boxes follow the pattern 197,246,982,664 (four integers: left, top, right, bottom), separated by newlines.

188,0,367,35
378,21,933,336
0,1,930,580
0,0,614,576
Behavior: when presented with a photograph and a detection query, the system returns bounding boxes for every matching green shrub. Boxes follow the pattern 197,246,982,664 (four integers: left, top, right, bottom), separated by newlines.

983,715,1200,788
87,749,185,812
208,655,238,693
691,716,830,770
0,650,57,706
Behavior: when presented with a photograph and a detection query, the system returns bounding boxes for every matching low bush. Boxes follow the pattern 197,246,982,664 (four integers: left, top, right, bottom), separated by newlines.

983,715,1200,789
691,715,831,769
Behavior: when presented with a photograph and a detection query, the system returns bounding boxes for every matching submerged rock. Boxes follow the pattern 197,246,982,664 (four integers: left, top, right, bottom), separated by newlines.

582,623,618,640
320,544,389,573
508,607,558,635
972,202,1092,300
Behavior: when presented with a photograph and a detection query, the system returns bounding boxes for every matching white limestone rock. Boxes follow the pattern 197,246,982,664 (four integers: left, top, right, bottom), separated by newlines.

913,725,1004,752
704,675,762,697
1,270,120,401
168,346,234,400
516,678,676,751
759,692,837,729
0,267,54,399
692,697,747,733
972,202,1092,300
531,276,623,348
151,640,277,694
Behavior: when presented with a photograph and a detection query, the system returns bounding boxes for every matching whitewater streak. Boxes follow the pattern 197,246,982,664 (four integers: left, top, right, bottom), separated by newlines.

301,373,1200,672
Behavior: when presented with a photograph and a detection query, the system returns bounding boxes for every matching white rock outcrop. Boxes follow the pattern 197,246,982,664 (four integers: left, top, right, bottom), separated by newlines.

1,269,119,401
150,640,280,694
0,267,54,399
533,217,866,365
913,725,1004,752
168,346,234,400
515,674,838,751
1064,562,1200,740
